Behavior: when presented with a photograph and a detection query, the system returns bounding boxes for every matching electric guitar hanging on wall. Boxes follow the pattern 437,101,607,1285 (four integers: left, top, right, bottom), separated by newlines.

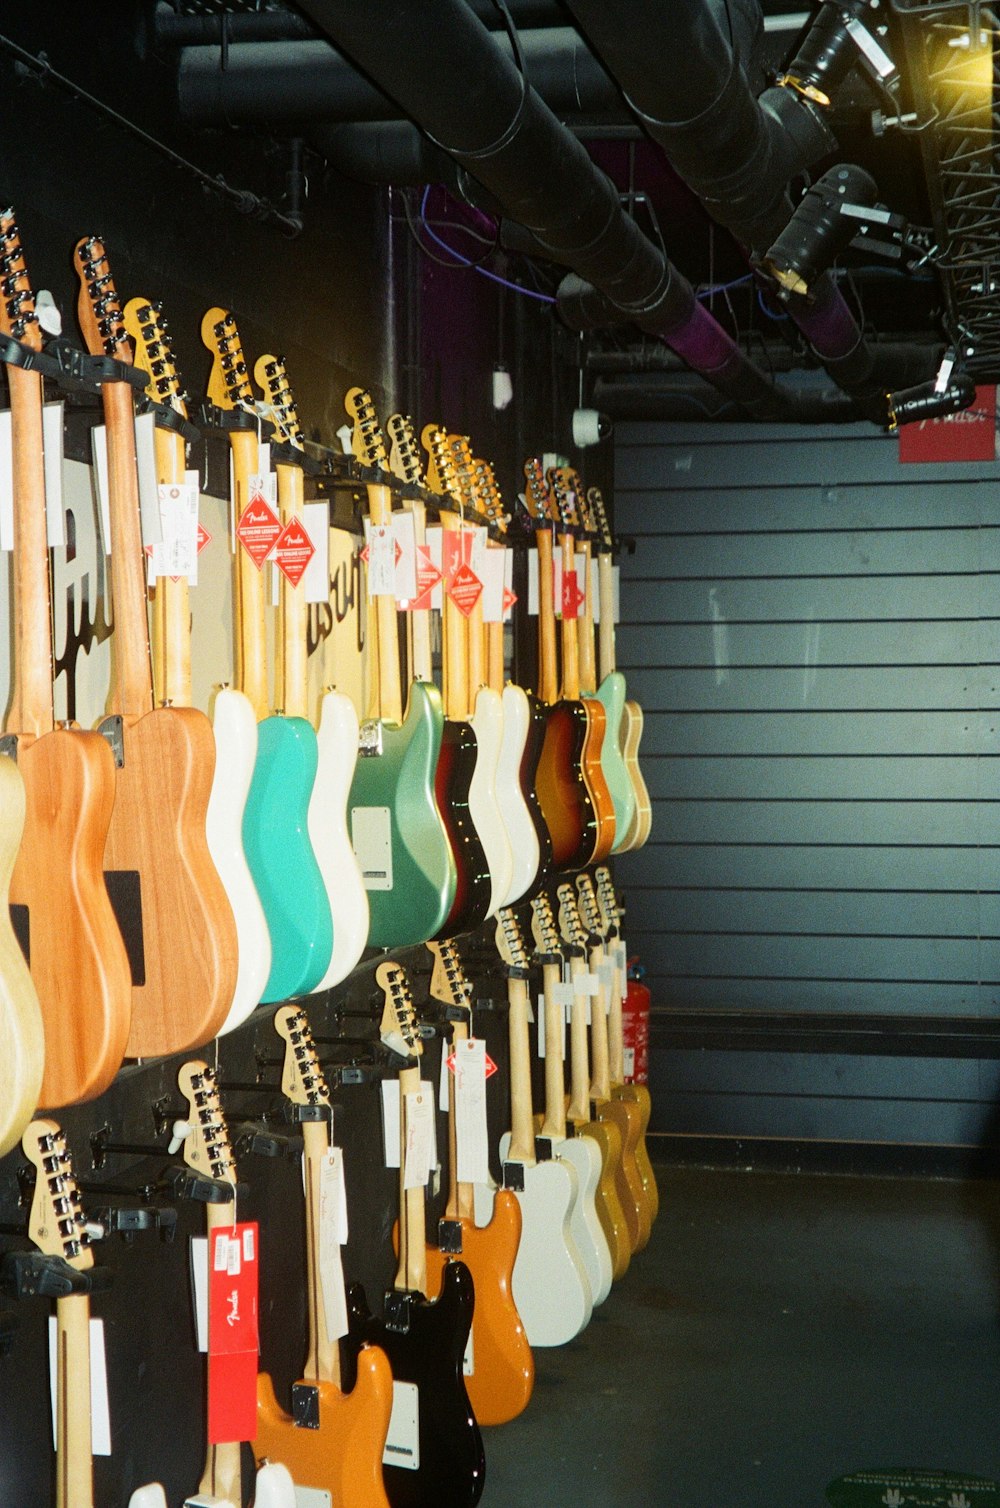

123,294,271,1032
343,961,485,1507
1,210,120,1112
255,1005,393,1507
75,238,238,1057
422,939,534,1426
345,390,456,947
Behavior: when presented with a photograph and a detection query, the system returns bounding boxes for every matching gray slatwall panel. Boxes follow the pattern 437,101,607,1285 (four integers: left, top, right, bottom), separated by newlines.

614,418,1000,1077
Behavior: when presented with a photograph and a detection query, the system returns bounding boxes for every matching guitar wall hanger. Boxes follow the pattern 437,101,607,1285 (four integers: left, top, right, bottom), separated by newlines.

0,1249,113,1303
0,327,147,396
87,1126,248,1205
146,396,200,446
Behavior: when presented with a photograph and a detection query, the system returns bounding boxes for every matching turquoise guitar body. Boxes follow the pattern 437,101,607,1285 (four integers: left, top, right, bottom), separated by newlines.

595,672,637,853
243,715,334,1002
349,679,457,948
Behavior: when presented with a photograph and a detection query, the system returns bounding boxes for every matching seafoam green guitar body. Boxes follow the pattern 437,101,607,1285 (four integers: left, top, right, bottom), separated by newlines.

243,715,333,1002
349,679,456,947
595,671,636,852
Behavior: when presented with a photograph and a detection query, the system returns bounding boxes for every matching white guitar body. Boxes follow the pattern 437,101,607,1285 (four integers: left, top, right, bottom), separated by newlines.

546,1130,613,1306
128,1487,168,1508
468,686,513,915
169,1460,296,1508
308,688,370,989
475,1139,593,1346
496,682,539,905
206,687,272,1032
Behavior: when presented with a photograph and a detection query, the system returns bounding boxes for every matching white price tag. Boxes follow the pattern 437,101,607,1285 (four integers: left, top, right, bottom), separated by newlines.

579,972,599,997
590,558,600,623
91,424,111,554
612,563,620,624
190,1236,208,1351
393,509,417,601
134,411,162,547
468,525,489,584
503,546,514,621
367,522,396,596
42,401,65,548
48,1317,111,1456
536,1000,546,1056
623,1046,636,1080
439,1041,451,1112
480,544,505,623
148,478,199,584
303,501,330,604
576,556,587,612
527,547,539,615
403,1088,434,1189
453,1037,490,1186
426,525,443,611
382,1081,437,1172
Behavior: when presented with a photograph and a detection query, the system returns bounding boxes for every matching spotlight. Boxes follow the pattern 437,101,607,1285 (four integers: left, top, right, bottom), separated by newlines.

777,0,901,108
572,409,612,448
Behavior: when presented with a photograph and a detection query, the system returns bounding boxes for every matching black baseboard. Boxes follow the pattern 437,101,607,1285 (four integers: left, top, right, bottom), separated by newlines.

647,1132,1000,1179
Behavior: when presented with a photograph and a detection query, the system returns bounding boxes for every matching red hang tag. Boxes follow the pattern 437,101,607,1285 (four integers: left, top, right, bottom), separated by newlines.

448,561,483,618
406,543,443,613
446,1049,497,1079
502,586,517,620
207,1222,259,1445
197,522,212,554
562,565,583,620
273,516,316,587
236,491,281,570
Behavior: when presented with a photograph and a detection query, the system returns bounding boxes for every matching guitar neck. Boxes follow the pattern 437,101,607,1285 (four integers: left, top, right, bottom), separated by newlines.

302,1118,342,1387
55,1291,94,1508
566,954,593,1123
441,512,469,720
506,974,537,1165
199,1198,242,1505
597,550,616,683
467,585,485,704
559,531,581,701
102,380,155,720
587,944,613,1101
445,1016,475,1222
367,481,404,726
535,526,558,706
7,361,54,739
395,1062,428,1295
225,428,268,720
276,460,308,720
539,960,567,1140
607,945,627,1087
151,424,192,709
577,538,597,695
486,618,505,695
405,500,433,684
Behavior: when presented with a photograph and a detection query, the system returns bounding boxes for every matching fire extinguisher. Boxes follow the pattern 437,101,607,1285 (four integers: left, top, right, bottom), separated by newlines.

622,958,650,1085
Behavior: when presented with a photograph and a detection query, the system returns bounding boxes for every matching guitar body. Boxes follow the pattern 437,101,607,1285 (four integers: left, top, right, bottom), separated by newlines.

619,700,652,852
244,714,333,1002
579,696,617,863
434,718,491,938
255,1343,394,1508
9,728,128,1107
516,689,554,886
350,680,455,948
572,1117,631,1281
616,1081,659,1225
597,1095,652,1253
535,700,598,871
540,1130,613,1307
468,687,513,916
309,688,370,988
495,684,541,905
424,1192,534,1426
0,755,43,1152
595,672,636,851
103,706,238,1058
344,1263,485,1508
206,688,271,1033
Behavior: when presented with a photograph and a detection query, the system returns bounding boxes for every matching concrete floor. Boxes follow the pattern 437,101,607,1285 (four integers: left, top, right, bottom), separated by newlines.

481,1163,1000,1506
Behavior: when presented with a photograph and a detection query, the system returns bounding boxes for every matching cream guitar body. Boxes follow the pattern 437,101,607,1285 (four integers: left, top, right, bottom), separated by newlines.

538,1128,612,1307
468,685,513,916
495,683,539,904
206,687,271,1032
308,687,370,988
178,1459,296,1507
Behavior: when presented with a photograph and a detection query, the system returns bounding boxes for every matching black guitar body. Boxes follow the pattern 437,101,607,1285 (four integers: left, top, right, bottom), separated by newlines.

342,1263,486,1508
434,719,491,938
519,689,554,897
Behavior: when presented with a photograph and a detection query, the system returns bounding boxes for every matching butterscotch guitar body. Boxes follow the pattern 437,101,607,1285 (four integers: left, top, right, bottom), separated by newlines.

580,697,617,862
619,700,652,851
424,1191,534,1426
597,1095,652,1253
255,1344,394,1508
104,707,239,1057
570,1116,631,1281
0,756,43,1154
11,729,130,1107
616,1082,659,1225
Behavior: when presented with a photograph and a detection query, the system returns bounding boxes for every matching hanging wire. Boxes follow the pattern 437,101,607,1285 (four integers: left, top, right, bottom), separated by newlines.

415,186,557,304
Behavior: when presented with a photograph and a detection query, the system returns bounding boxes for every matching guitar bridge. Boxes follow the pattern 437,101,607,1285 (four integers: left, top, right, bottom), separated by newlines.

97,713,125,767
291,1381,320,1430
357,719,383,757
384,1289,415,1333
437,1219,464,1255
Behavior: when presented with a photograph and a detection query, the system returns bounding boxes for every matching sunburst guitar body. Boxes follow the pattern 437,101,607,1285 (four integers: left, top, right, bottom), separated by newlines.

535,700,599,870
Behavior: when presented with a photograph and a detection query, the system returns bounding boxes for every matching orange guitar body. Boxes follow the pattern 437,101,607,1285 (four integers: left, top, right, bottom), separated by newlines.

423,1189,534,1426
255,1343,394,1508
579,696,616,862
11,728,132,1107
597,1095,652,1253
104,707,239,1058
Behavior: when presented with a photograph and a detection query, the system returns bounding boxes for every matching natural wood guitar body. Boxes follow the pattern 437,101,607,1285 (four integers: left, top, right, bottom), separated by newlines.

12,729,131,1106
0,757,43,1153
424,1191,534,1427
106,707,238,1058
619,699,652,851
596,1094,652,1254
616,1081,659,1225
255,1347,394,1508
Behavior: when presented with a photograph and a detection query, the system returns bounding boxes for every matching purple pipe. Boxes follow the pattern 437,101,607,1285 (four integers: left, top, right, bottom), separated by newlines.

789,273,863,361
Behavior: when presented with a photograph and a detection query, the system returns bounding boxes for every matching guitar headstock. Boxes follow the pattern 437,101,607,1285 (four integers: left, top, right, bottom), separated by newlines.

74,235,133,364
123,297,188,416
387,413,424,487
576,872,605,940
594,865,621,937
201,306,256,412
522,458,554,528
421,423,458,497
274,1004,332,1110
427,939,473,1020
588,486,614,553
376,960,421,1062
446,434,483,513
531,891,562,959
0,210,42,352
547,466,579,535
22,1120,94,1271
556,881,588,951
254,354,304,451
495,905,531,973
176,1060,238,1190
475,459,508,536
345,387,388,471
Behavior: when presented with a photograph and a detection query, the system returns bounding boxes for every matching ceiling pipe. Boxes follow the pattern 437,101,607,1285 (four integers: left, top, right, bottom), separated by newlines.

154,0,564,48
293,0,838,421
559,0,910,423
177,30,626,128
